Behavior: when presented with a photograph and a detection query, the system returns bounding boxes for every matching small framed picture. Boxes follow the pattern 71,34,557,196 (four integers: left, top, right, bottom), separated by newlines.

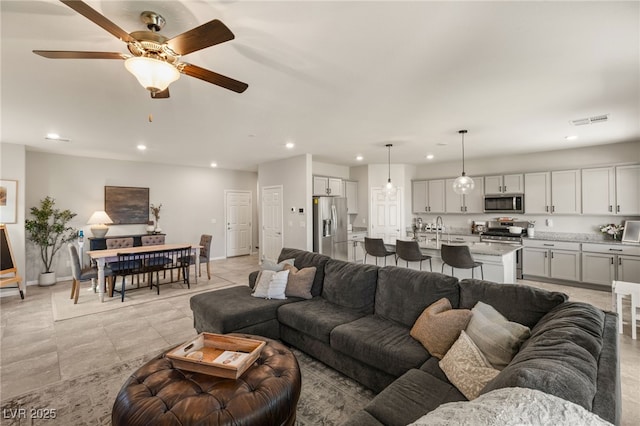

621,220,640,243
0,179,18,224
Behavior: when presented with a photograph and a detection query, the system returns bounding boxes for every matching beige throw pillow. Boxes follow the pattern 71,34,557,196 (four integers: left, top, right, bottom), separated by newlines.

439,330,500,400
465,301,531,370
283,264,316,299
410,298,472,359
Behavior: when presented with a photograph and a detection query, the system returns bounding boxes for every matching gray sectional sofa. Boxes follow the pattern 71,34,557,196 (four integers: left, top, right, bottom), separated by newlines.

190,248,620,425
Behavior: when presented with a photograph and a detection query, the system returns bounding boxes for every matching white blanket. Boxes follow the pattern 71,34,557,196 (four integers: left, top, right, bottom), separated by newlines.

409,387,612,426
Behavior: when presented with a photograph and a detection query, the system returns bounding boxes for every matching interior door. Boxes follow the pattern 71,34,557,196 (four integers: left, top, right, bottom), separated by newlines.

370,187,403,244
226,190,252,257
261,186,283,263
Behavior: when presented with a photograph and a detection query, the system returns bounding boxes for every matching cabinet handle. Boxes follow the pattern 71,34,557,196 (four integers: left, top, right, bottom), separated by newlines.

617,205,620,213
611,257,614,265
551,252,554,259
503,186,507,193
544,252,548,258
461,206,464,212
543,243,554,247
608,248,623,252
619,258,622,266
428,207,431,212
608,205,612,212
551,205,555,213
425,207,428,212
545,206,549,212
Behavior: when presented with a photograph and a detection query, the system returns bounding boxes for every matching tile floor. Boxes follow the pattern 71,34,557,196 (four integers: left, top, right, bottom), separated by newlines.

1,254,638,424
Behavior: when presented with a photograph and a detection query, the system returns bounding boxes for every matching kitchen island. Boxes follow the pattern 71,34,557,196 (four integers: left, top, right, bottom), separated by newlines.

390,239,521,284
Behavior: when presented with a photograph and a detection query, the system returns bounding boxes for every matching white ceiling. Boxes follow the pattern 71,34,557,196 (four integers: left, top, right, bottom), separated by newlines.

2,1,639,172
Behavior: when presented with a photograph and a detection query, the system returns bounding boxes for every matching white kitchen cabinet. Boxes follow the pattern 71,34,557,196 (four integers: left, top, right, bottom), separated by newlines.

550,170,581,214
445,177,484,213
313,176,343,196
524,172,551,214
345,180,358,214
522,240,580,281
582,167,615,215
347,231,367,263
412,179,445,213
484,174,523,194
581,243,640,286
616,164,640,215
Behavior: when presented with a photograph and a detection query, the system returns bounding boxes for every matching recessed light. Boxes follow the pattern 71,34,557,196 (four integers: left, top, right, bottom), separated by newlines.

137,144,147,151
356,155,363,161
46,133,60,140
426,154,434,160
565,135,578,141
285,142,295,149
210,162,218,168
436,142,448,146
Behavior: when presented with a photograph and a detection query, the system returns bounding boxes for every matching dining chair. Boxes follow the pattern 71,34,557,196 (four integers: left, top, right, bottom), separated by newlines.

440,244,483,279
364,237,396,266
178,234,212,281
68,243,113,304
111,252,143,302
141,234,173,281
395,239,432,271
106,237,139,291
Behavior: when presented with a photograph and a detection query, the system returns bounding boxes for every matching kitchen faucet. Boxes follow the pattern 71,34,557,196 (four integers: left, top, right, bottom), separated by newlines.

435,216,444,247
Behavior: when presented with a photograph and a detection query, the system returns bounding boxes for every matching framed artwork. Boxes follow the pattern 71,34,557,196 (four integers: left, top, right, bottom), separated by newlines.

622,220,640,243
0,179,18,224
104,186,149,224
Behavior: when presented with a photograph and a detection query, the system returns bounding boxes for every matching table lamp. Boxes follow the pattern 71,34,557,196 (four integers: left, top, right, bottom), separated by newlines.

87,211,113,238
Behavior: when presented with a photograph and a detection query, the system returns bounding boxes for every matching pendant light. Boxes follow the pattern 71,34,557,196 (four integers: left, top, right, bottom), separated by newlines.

452,130,475,195
385,143,395,195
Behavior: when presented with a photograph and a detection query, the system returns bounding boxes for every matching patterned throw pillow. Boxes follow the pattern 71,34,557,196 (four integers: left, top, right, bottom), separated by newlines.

410,298,473,359
439,330,500,400
252,270,275,298
251,270,289,299
465,301,531,370
283,264,316,299
261,258,295,271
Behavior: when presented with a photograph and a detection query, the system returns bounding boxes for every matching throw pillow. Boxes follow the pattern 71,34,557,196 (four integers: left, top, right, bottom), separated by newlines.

465,301,531,370
261,258,295,272
283,264,316,299
439,330,500,400
252,270,275,298
266,269,289,299
410,298,472,359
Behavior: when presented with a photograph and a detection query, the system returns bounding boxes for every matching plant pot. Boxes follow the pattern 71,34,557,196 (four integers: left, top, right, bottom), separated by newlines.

39,272,56,286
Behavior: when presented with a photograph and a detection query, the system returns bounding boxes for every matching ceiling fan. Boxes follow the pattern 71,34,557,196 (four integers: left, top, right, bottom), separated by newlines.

33,0,248,98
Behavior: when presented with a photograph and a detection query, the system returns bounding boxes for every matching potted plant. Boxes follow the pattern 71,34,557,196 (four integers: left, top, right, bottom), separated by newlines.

25,196,78,286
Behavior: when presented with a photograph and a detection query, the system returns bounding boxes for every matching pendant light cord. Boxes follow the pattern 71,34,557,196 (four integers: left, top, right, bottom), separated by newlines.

459,130,467,177
386,143,392,182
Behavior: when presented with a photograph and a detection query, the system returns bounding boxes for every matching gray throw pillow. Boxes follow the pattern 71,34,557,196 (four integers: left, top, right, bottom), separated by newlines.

283,264,316,299
465,301,530,370
261,258,294,271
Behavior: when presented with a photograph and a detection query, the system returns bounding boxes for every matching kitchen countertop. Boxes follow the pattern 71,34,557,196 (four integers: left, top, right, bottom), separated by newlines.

393,238,521,256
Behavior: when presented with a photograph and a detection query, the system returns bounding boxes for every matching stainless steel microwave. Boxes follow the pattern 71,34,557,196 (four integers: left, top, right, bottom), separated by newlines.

483,194,524,214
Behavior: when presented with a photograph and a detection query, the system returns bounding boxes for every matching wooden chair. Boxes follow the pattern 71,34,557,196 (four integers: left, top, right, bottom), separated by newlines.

68,243,113,304
395,239,432,271
178,234,212,281
364,237,396,266
440,244,483,279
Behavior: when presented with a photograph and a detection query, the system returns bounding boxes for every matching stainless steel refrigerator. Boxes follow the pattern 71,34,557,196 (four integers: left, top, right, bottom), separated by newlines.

313,196,348,261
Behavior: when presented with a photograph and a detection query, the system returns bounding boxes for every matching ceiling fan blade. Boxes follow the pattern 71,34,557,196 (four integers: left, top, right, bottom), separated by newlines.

60,0,135,44
33,50,126,59
151,88,170,99
181,63,248,93
166,19,234,56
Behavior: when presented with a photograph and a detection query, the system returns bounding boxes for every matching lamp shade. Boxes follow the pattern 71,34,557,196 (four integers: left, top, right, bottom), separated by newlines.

124,57,180,93
87,211,113,238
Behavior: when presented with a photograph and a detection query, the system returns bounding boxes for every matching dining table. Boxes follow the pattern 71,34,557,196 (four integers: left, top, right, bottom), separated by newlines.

87,243,201,302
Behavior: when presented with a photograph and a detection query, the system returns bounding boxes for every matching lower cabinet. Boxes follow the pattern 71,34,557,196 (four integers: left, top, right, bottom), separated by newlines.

581,243,640,286
522,240,580,281
348,232,367,263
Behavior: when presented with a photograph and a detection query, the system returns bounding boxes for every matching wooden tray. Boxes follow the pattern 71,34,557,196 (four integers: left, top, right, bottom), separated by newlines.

166,333,266,379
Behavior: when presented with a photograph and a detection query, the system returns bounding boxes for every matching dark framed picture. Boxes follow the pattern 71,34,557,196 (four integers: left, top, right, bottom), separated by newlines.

104,186,149,224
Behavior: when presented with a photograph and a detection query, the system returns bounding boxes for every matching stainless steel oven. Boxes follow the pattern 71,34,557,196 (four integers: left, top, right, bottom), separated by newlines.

483,194,524,214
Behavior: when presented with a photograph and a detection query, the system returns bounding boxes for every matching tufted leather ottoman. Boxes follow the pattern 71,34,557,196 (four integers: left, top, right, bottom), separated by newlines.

112,334,301,426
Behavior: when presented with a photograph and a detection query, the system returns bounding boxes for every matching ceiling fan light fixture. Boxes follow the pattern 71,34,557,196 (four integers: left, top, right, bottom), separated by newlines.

125,56,180,93
453,130,475,195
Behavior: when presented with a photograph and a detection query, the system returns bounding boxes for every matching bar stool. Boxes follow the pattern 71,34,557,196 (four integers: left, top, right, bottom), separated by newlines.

395,239,432,271
612,280,639,339
364,237,396,266
440,244,483,279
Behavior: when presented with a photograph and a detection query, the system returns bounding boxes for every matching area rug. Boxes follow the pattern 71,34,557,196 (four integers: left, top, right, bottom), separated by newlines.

0,347,374,425
52,274,242,321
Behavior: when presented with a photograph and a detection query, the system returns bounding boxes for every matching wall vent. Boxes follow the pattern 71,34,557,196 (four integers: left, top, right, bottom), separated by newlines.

570,114,610,126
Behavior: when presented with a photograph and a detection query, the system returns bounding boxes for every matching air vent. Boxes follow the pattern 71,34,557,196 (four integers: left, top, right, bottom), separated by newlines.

570,114,610,126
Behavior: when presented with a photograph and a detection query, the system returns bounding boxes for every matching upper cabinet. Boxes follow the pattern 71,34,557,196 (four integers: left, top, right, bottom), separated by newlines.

412,179,445,213
445,177,484,213
313,176,343,196
582,167,615,215
524,170,580,214
484,174,523,194
616,164,640,215
344,180,358,214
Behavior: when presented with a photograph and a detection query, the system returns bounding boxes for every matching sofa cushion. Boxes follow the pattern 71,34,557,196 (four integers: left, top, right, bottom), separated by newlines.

465,301,531,370
279,248,330,297
459,279,567,328
439,330,500,400
481,302,605,413
277,298,366,344
410,298,472,359
376,267,460,328
322,259,379,314
331,315,429,377
361,369,466,426
283,265,316,299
